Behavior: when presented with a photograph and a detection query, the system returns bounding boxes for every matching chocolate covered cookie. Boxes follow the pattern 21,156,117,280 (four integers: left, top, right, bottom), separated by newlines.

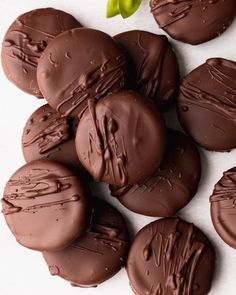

43,198,129,287
1,159,90,251
150,0,236,45
37,28,128,117
127,218,215,295
22,104,83,171
75,91,166,186
115,30,179,109
210,167,236,248
178,58,236,151
1,8,81,97
110,129,201,217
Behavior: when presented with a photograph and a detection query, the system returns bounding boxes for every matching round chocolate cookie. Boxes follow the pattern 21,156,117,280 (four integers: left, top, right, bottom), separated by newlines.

210,167,236,248
110,129,201,217
1,159,90,251
37,28,128,118
114,30,179,109
75,91,166,186
1,8,81,97
150,0,236,45
22,104,83,171
178,58,236,151
127,218,215,295
43,198,129,287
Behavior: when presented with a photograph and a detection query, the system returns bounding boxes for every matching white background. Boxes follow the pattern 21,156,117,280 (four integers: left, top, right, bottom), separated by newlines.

0,1,236,294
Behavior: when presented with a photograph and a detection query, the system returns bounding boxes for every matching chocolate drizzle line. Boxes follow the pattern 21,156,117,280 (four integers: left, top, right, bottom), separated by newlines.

2,168,80,215
56,55,127,117
23,111,72,154
211,168,236,202
140,219,205,295
150,0,220,29
179,59,236,122
87,99,127,185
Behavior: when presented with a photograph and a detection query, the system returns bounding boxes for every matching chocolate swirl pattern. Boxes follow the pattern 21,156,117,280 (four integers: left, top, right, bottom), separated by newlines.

115,30,179,109
2,160,90,251
150,0,236,45
43,198,129,287
210,167,236,249
37,28,128,118
127,218,215,295
178,58,236,151
1,8,81,96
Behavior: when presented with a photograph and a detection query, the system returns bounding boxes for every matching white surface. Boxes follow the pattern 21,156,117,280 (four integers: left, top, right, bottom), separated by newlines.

0,1,235,294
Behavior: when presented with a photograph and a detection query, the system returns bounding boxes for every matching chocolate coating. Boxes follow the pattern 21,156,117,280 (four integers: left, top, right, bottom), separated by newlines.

178,58,236,151
114,30,179,109
22,104,83,171
37,28,128,117
210,167,236,249
1,160,90,251
127,218,215,295
150,0,236,45
75,91,166,186
1,8,81,97
110,129,201,217
43,198,129,287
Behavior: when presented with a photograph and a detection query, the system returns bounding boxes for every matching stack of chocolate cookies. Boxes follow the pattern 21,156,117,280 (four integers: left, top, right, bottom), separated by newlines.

1,4,236,295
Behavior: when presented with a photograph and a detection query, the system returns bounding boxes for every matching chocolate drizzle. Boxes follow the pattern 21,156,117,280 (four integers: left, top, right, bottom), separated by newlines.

37,28,128,117
127,218,215,295
56,55,127,117
211,168,236,202
210,168,236,249
1,160,90,251
2,168,80,215
23,109,72,154
178,58,236,151
179,59,236,122
87,99,127,185
150,0,236,45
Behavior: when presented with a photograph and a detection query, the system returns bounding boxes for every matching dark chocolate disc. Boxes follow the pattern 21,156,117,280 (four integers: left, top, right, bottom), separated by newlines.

1,159,90,251
37,28,128,118
127,218,215,295
114,30,179,109
178,58,236,151
43,198,129,287
22,104,83,171
150,0,236,45
75,91,166,186
210,167,236,248
110,129,201,217
1,8,81,97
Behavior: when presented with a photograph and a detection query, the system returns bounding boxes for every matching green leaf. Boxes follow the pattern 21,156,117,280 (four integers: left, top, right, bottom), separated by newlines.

119,0,142,18
107,0,120,18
